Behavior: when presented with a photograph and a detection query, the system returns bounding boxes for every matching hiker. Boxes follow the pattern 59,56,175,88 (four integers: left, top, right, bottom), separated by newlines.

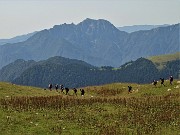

169,76,173,85
128,86,132,93
73,88,77,96
160,78,165,86
65,87,69,95
60,84,64,93
55,84,59,92
48,83,53,91
153,80,157,87
80,89,85,96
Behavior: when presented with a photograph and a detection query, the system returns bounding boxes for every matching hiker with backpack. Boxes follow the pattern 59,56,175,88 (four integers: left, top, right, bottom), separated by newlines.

65,87,69,95
48,83,53,91
160,78,165,86
60,84,64,93
55,84,59,92
80,89,85,96
128,86,132,93
169,76,173,85
73,88,78,96
152,80,157,87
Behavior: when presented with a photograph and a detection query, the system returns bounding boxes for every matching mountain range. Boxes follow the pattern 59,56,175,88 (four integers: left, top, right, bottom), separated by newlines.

0,18,179,69
118,24,170,33
0,24,168,46
0,56,179,88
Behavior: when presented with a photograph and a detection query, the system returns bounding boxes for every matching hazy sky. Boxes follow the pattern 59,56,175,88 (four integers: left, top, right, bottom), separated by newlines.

0,0,180,38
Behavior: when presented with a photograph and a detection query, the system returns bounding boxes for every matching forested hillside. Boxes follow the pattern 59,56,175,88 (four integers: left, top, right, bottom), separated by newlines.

0,56,178,88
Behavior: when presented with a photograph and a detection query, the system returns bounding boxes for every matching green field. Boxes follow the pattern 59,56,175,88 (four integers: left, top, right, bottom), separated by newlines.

0,81,180,135
148,52,180,69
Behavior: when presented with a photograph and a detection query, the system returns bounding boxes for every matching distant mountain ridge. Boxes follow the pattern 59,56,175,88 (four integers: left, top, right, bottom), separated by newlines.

0,18,179,68
118,24,170,33
0,24,168,45
0,31,37,45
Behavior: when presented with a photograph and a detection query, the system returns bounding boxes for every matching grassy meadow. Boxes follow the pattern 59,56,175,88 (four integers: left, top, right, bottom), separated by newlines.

0,80,180,135
148,52,180,69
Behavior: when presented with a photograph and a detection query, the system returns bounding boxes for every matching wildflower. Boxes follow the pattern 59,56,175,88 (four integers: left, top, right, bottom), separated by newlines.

174,85,179,89
177,81,180,84
58,120,63,122
35,113,38,115
35,123,38,126
30,121,33,124
5,96,9,98
167,89,171,91
63,127,65,130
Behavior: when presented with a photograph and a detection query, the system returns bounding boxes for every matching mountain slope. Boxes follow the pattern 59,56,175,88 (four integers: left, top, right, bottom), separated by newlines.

148,52,180,69
12,56,98,88
0,59,36,82
0,81,179,135
0,19,179,68
0,55,178,88
160,59,180,79
0,82,58,98
121,24,179,64
5,57,175,88
0,19,127,68
0,32,37,45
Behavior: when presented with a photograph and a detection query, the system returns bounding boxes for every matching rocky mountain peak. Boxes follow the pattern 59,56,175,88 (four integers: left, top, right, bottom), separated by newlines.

77,18,119,34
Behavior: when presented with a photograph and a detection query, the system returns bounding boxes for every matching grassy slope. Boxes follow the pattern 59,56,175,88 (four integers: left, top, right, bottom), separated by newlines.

0,82,58,98
0,80,179,99
148,52,180,69
0,81,180,135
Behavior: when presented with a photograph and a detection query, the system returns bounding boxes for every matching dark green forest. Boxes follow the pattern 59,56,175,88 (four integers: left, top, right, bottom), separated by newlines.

0,56,178,88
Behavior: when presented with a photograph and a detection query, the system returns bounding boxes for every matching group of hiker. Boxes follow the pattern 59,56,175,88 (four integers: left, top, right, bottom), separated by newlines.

48,76,174,95
128,75,174,93
152,76,173,87
48,84,85,96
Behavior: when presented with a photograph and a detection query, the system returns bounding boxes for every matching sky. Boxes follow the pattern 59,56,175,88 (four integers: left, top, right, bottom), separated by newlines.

0,0,180,39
